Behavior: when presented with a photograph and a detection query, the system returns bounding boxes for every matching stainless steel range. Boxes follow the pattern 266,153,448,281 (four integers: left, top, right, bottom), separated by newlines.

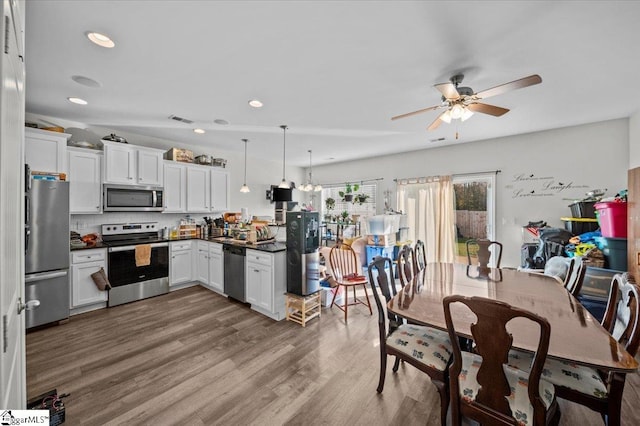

102,222,169,307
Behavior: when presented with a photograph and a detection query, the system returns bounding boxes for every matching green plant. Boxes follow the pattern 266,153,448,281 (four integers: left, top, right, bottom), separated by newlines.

341,210,349,221
353,193,369,205
325,197,336,210
338,183,359,202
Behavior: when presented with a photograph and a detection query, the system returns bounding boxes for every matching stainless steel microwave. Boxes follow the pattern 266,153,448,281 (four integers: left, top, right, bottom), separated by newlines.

103,184,164,212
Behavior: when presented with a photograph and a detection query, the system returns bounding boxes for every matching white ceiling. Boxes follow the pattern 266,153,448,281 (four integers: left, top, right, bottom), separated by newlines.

24,1,640,167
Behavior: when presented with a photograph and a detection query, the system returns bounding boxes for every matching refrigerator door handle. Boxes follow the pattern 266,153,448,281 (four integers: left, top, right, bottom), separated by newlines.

25,270,68,283
25,193,30,225
25,164,31,191
25,225,30,254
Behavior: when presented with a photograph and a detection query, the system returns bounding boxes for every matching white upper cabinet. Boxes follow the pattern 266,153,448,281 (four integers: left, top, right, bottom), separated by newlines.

186,165,210,212
163,161,187,213
137,149,164,186
68,148,102,214
25,128,70,175
103,141,163,186
210,169,230,212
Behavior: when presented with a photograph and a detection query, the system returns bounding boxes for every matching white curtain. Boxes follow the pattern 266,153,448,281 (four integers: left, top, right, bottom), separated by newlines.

397,176,456,263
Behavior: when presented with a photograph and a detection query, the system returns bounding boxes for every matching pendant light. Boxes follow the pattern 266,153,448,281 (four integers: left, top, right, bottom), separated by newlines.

240,138,250,193
278,125,290,189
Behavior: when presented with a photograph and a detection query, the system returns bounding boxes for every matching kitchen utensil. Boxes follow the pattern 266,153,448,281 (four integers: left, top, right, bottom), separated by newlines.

102,133,128,143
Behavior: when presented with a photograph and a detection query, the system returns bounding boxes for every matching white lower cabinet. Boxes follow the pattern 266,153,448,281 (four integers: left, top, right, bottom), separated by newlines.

245,249,286,320
196,241,224,294
170,241,193,286
70,249,108,314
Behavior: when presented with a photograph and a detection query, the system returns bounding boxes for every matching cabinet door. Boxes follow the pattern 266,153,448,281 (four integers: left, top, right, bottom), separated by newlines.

208,249,224,293
170,249,192,286
211,169,229,211
187,166,210,212
246,262,272,312
25,128,69,174
104,143,136,184
137,149,163,186
68,149,102,214
71,260,108,307
163,162,187,212
196,247,210,284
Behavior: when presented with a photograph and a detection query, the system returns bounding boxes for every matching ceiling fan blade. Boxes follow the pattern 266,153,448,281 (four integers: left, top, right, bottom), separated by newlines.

391,105,440,121
427,110,450,130
434,82,460,100
467,102,510,116
474,74,542,100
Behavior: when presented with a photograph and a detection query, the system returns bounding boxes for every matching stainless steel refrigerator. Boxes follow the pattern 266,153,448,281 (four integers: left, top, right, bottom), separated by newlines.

25,178,70,329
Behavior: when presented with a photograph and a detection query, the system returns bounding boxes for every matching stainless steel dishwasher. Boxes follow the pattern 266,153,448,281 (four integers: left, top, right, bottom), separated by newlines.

223,244,246,302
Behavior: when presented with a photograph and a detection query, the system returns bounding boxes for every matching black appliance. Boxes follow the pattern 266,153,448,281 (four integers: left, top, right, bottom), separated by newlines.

102,222,169,306
271,186,292,202
103,184,164,212
274,201,298,224
286,211,320,296
223,245,246,302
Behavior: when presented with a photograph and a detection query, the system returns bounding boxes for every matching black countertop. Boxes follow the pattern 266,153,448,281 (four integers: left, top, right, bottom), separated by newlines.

71,236,287,253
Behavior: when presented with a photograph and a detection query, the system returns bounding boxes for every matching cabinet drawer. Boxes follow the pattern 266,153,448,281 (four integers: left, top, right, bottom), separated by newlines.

71,249,106,264
246,251,272,266
171,241,193,252
197,241,209,252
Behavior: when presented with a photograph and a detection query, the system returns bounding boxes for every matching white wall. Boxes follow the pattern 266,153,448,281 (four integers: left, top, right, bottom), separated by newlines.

630,110,640,169
311,119,629,267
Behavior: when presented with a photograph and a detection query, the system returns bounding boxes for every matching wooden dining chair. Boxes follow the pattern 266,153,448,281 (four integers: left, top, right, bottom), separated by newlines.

508,273,640,426
414,239,427,275
367,256,452,426
466,238,503,268
443,295,560,426
563,257,587,296
396,244,415,288
329,244,372,322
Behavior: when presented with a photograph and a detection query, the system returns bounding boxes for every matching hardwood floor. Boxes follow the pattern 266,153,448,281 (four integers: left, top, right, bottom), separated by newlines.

27,286,640,425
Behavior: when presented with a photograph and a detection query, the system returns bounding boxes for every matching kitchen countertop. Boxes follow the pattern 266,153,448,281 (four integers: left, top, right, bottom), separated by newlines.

70,236,287,253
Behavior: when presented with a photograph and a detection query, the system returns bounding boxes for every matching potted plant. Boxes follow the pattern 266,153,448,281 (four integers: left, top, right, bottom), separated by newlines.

325,197,336,211
353,193,369,205
340,210,350,222
339,183,359,202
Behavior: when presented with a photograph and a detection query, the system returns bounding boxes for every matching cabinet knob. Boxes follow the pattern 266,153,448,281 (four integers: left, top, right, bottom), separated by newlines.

254,269,260,273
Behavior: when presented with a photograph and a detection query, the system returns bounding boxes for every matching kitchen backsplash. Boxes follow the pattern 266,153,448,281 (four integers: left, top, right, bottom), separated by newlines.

71,213,287,241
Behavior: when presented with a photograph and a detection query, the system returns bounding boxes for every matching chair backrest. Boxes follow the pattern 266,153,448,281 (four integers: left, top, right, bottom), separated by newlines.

368,256,400,335
396,244,414,288
443,295,551,425
329,244,360,281
414,240,427,274
563,257,586,296
466,239,503,268
602,273,640,358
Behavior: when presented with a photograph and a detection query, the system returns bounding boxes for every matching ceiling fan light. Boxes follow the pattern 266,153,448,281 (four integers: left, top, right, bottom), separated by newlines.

461,108,474,121
450,104,464,119
313,184,323,192
440,110,452,123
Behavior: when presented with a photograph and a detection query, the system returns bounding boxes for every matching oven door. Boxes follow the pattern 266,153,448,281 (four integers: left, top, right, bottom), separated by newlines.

108,243,169,287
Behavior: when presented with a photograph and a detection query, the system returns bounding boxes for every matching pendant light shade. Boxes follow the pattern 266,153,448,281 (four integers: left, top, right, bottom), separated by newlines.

240,138,250,193
301,149,322,192
278,125,290,189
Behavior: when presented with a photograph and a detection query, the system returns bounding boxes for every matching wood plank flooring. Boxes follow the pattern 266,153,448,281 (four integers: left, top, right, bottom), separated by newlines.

27,286,640,425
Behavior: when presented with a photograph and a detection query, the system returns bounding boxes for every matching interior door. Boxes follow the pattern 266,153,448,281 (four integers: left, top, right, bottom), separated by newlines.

1,0,26,408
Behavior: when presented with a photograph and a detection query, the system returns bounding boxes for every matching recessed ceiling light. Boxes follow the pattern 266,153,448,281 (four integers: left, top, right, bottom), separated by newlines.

71,75,101,88
193,128,205,134
86,31,115,48
68,97,88,105
214,119,229,125
248,99,263,108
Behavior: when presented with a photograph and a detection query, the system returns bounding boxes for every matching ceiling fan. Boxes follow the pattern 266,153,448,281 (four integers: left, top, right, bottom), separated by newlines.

392,74,542,130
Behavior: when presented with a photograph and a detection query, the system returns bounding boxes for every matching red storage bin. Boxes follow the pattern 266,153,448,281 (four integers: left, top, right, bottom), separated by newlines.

594,201,627,238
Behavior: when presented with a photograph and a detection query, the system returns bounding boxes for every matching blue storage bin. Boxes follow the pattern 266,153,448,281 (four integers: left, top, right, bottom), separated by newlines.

366,245,394,265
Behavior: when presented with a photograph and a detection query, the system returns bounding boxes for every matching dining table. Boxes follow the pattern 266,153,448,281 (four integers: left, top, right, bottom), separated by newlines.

387,262,638,373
